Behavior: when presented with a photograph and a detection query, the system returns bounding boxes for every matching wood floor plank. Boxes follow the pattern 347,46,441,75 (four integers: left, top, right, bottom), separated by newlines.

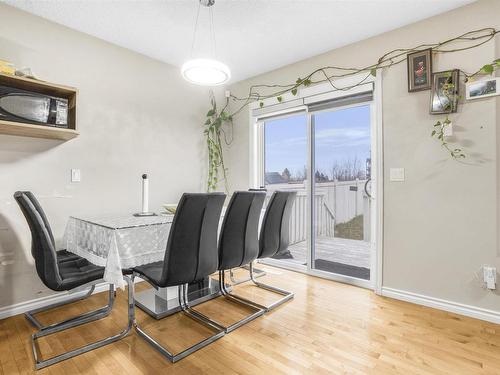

1,266,500,374
0,319,22,375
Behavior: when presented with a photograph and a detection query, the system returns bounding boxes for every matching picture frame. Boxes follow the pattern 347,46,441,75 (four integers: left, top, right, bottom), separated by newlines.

465,77,500,100
430,69,459,115
407,48,432,92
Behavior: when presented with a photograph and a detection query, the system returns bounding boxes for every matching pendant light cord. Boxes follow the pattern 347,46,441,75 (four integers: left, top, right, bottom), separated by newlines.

189,1,202,58
189,0,218,59
210,6,217,58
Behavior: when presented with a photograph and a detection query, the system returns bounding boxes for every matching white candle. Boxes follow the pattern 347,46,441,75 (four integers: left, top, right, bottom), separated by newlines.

142,174,149,213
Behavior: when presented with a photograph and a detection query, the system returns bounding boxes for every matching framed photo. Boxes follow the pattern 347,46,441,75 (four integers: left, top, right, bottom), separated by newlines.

407,48,432,92
430,69,459,115
466,77,500,100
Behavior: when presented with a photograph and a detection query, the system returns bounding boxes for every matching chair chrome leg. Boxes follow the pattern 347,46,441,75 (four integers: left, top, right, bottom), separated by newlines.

219,270,268,312
183,274,265,333
179,284,227,332
32,278,134,370
25,285,96,330
133,279,225,363
249,262,294,311
209,271,266,332
229,264,266,286
32,285,115,337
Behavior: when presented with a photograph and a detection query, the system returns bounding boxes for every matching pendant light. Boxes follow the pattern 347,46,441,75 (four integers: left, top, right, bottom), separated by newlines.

181,0,230,86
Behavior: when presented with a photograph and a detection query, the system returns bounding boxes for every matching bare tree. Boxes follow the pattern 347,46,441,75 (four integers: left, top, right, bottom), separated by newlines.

329,156,366,181
291,165,307,182
281,168,291,181
315,170,329,182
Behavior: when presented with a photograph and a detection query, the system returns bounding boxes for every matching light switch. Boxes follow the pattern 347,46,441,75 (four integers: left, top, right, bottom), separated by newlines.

71,169,81,182
390,168,405,182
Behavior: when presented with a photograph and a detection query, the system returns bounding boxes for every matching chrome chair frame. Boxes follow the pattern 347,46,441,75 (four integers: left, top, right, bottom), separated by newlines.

219,270,267,311
228,265,266,286
224,262,294,312
32,277,135,370
248,262,294,311
182,270,266,334
132,273,226,363
25,284,97,330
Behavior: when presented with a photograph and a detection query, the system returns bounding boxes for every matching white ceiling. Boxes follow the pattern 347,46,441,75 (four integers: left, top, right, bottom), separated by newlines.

3,0,474,83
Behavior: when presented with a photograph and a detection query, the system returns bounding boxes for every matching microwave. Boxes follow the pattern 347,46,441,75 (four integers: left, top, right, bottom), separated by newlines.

0,84,68,128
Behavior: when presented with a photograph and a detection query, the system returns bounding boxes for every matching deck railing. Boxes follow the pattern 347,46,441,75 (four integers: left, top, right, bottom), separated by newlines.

266,179,370,244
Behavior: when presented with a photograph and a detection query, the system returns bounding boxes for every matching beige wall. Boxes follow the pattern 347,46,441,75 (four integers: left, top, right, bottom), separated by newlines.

0,4,214,308
226,0,500,312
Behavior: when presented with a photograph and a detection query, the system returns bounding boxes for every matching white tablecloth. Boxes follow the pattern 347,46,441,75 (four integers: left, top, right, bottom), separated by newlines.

64,214,173,289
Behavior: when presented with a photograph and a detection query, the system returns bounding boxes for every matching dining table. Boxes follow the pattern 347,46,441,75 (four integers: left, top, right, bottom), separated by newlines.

64,213,227,319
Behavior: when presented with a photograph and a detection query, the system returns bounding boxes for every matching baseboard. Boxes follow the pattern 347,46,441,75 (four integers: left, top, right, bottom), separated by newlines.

381,287,500,324
0,279,144,321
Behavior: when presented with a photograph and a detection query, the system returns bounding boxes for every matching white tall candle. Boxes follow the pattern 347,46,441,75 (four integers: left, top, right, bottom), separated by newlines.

142,174,149,213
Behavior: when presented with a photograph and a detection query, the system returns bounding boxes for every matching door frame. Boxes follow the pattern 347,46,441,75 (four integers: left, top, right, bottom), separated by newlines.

248,73,384,293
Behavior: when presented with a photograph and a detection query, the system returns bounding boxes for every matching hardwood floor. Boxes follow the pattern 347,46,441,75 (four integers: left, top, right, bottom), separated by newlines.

1,266,500,374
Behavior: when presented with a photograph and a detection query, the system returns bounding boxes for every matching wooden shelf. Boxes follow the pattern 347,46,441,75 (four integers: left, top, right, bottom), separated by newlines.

0,73,78,97
0,120,79,141
0,73,78,141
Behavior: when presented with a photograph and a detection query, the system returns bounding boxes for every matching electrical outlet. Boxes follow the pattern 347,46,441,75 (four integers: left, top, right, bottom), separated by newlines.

71,169,81,182
483,266,497,290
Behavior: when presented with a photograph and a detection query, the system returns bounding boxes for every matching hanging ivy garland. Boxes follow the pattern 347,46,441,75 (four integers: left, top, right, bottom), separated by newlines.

204,28,499,191
204,92,232,192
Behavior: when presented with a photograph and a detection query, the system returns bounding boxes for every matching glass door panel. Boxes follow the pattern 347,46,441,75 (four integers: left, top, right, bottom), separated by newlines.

263,113,308,268
312,104,372,280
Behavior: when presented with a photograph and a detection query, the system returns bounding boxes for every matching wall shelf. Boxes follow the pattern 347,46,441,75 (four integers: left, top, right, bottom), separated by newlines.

0,120,79,141
0,73,78,141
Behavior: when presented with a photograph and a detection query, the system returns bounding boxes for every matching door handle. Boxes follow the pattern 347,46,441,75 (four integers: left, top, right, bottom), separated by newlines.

364,178,372,198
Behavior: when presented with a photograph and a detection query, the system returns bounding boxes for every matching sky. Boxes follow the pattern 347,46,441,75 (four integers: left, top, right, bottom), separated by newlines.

264,105,371,179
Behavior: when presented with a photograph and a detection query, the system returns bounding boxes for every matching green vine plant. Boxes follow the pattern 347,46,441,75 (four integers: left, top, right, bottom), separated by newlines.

430,59,500,159
432,117,465,159
204,28,499,190
204,93,233,192
431,71,463,159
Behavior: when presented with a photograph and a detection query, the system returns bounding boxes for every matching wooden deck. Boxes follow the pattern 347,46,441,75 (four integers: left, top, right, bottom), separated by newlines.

284,236,371,269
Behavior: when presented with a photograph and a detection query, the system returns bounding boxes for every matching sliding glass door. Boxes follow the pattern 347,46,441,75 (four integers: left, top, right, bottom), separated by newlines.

258,98,376,287
263,113,308,269
312,104,372,281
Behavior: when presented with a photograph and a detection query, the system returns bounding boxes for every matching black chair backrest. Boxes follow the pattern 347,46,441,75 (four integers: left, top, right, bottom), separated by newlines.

160,192,226,287
14,191,62,290
218,191,265,270
258,190,297,259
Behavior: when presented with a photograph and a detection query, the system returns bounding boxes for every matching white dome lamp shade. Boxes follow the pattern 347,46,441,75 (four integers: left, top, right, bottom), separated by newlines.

181,58,231,86
182,0,230,86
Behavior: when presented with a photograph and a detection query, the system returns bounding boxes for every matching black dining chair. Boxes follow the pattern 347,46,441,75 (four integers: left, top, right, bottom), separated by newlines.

188,191,267,333
14,191,135,370
132,192,226,363
14,191,95,331
225,190,297,311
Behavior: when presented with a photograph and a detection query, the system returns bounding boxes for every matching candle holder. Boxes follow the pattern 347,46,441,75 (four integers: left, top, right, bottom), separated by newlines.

133,212,157,217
